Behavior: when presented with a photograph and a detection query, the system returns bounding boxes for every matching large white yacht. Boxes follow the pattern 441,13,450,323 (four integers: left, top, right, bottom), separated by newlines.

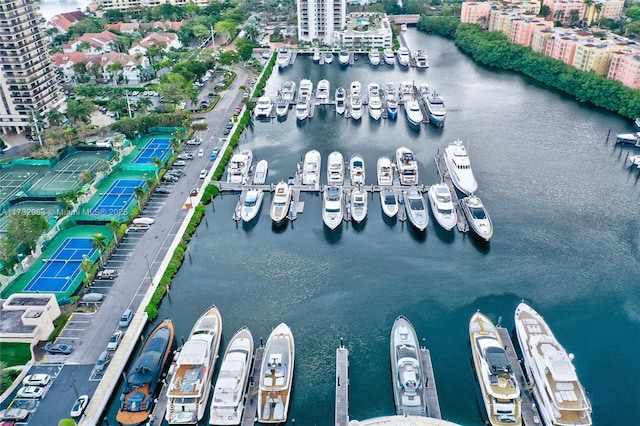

298,79,313,101
384,82,399,119
390,316,427,416
295,99,309,121
349,154,365,185
226,150,253,184
368,48,381,66
377,156,393,186
280,80,296,103
414,50,429,68
368,82,382,121
427,183,457,231
380,188,399,218
316,79,330,103
335,87,346,115
322,186,343,230
460,195,493,241
254,97,273,118
397,46,410,67
350,187,368,223
403,189,428,231
424,91,447,128
383,49,395,66
269,182,292,225
275,98,288,118
302,150,321,185
349,81,362,100
399,81,413,103
395,147,418,186
240,189,264,223
208,327,254,426
469,311,522,426
252,159,268,185
405,97,424,126
327,151,345,185
338,50,350,65
258,323,295,424
350,98,363,120
276,46,292,69
443,139,478,195
166,306,222,425
514,303,592,426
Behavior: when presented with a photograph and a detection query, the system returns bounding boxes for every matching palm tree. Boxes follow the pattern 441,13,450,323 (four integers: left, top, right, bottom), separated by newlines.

153,157,163,183
90,232,107,266
134,186,145,210
81,256,92,286
137,97,153,114
109,219,121,245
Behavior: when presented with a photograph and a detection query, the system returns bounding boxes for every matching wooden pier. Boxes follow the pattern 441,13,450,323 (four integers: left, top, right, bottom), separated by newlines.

420,345,442,419
434,154,469,233
240,346,264,426
335,340,349,426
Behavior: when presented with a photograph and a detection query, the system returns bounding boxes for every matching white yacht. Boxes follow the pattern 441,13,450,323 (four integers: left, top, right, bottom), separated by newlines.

443,139,478,195
302,150,321,185
281,81,296,103
350,187,368,223
349,154,365,185
383,49,395,66
166,306,222,425
275,98,288,118
460,195,493,241
380,188,399,218
338,50,350,65
390,315,427,416
327,151,345,185
258,323,295,424
414,50,429,68
515,303,592,426
399,81,413,103
295,100,309,121
427,183,457,231
269,182,292,225
397,46,410,67
298,79,313,101
405,97,424,126
350,98,363,121
252,159,268,185
384,82,399,119
316,79,330,103
377,156,393,186
254,97,273,118
349,81,361,100
368,82,382,121
368,49,381,66
208,327,254,426
335,87,346,115
424,91,447,128
312,48,321,62
276,46,291,69
469,311,522,426
241,189,264,223
226,150,253,184
403,189,428,231
395,147,418,186
322,186,343,230
324,52,334,64
615,131,640,144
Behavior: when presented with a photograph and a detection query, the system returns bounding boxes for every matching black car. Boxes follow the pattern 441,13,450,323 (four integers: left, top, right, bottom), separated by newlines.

162,175,178,183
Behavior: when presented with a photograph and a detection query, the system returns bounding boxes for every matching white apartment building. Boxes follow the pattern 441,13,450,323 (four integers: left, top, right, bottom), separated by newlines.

97,0,214,11
0,0,65,135
338,12,393,49
297,0,347,46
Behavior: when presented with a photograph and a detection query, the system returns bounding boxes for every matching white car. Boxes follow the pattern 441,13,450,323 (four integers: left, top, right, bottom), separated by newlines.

16,386,45,399
70,395,89,417
22,374,51,387
199,169,208,179
107,330,123,350
197,149,204,157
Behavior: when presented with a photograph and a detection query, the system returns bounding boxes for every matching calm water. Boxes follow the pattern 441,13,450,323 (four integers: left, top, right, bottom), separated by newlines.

36,0,90,20
107,30,640,425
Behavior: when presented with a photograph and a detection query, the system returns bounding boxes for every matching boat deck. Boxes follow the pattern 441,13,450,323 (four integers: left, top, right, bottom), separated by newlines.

434,154,469,233
241,346,264,426
335,341,349,426
419,346,441,419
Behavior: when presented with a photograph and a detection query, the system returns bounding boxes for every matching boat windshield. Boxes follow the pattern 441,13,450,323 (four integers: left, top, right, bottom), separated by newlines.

485,347,512,374
326,208,340,213
384,194,397,204
409,198,424,210
469,206,486,219
438,208,453,215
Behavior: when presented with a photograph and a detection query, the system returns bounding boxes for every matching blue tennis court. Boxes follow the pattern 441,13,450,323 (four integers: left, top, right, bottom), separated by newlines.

24,238,96,293
90,179,144,216
132,138,170,164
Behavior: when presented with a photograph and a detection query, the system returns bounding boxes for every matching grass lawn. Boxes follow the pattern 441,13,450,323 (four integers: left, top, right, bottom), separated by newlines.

0,341,32,367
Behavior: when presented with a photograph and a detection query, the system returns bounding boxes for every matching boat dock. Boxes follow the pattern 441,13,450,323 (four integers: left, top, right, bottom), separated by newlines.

232,188,249,221
496,327,540,426
335,339,349,426
147,349,179,426
434,154,469,233
420,344,442,419
240,345,264,426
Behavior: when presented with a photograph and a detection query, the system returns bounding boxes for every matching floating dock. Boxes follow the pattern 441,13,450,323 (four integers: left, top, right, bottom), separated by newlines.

420,345,442,419
335,340,349,426
241,345,264,426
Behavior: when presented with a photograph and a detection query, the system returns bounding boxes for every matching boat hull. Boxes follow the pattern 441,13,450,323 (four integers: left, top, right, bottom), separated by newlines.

427,184,456,231
403,190,428,231
390,316,426,416
270,182,292,224
380,189,399,218
241,189,264,223
351,188,368,223
323,186,343,230
258,323,295,424
461,196,492,241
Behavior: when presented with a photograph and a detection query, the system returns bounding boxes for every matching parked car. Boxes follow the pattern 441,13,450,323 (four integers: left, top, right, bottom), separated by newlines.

156,187,171,194
173,160,187,166
190,188,199,197
0,409,29,421
197,149,204,157
16,386,45,399
119,309,133,327
44,343,73,355
176,153,193,160
107,330,123,351
210,147,219,161
81,293,104,303
199,169,208,179
70,395,89,418
94,351,111,372
22,374,50,387
162,175,178,183
186,138,202,146
96,269,118,280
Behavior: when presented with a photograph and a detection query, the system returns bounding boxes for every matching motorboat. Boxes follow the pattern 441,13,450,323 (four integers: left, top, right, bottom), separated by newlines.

338,50,350,65
424,91,447,128
258,323,295,424
350,98,363,121
349,81,361,100
335,87,346,115
324,52,334,64
405,97,424,126
280,81,296,103
390,315,426,416
399,81,413,103
368,82,382,120
269,182,292,224
443,139,478,195
350,187,368,223
403,189,428,231
253,159,268,184
254,97,273,118
275,98,288,118
302,149,321,185
427,183,457,231
226,150,253,184
117,318,174,426
327,151,345,185
395,147,418,186
514,302,592,426
418,83,430,99
414,50,429,68
368,49,381,66
380,188,399,218
384,82,398,119
377,156,393,186
166,307,222,425
209,327,254,426
322,186,343,230
295,100,309,121
397,46,410,67
298,79,313,102
469,311,522,426
312,48,321,62
241,189,264,223
615,131,640,144
460,195,493,241
316,79,330,103
349,154,365,185
276,46,292,69
383,49,395,66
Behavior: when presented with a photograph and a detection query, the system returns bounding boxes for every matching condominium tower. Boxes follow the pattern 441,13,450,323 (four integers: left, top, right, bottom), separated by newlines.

297,0,347,46
0,0,65,135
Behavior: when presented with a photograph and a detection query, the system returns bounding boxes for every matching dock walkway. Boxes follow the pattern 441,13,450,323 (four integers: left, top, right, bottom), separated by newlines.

241,346,264,426
335,341,349,426
420,346,442,419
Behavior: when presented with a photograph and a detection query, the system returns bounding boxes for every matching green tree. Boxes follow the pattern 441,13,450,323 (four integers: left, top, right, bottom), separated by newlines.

66,98,95,124
153,156,163,183
0,237,16,267
80,255,92,285
90,232,107,266
109,219,121,245
136,97,153,114
157,73,197,106
215,21,238,42
7,213,50,252
235,37,254,61
78,170,93,184
134,186,146,210
106,61,124,86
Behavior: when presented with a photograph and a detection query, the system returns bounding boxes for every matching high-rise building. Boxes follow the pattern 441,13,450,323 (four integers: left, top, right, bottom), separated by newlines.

297,0,346,46
0,0,65,135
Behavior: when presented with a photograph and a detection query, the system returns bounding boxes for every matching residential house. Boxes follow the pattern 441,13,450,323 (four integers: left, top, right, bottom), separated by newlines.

63,30,118,53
